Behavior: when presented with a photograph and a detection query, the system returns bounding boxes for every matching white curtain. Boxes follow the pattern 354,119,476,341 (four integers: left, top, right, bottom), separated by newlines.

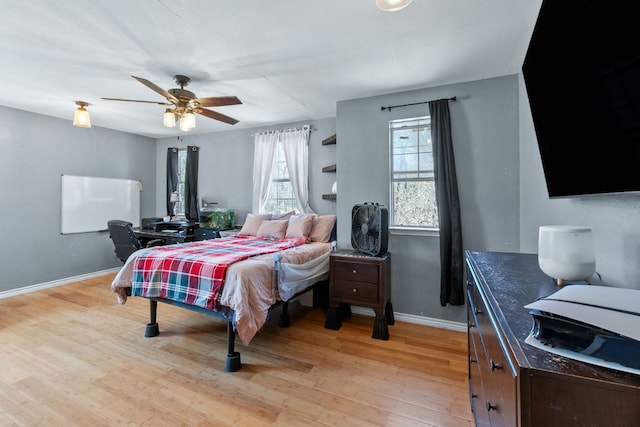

252,132,278,213
252,126,315,214
281,126,314,214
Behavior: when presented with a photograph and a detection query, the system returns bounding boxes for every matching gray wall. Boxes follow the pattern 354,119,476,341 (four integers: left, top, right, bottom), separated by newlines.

518,75,640,289
150,75,522,325
15,71,639,323
153,117,337,222
0,106,156,291
336,76,521,323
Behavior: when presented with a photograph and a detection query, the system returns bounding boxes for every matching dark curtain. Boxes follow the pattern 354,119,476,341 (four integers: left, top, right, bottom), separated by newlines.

184,145,199,221
166,148,179,216
430,99,464,306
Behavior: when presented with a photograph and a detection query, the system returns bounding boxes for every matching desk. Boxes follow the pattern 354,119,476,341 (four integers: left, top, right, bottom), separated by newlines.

135,229,194,245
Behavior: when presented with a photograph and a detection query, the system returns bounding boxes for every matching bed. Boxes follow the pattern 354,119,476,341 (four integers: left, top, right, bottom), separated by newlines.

111,213,336,372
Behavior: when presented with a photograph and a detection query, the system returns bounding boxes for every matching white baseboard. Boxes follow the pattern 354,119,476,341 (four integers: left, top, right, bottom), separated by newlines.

0,268,121,300
350,306,467,333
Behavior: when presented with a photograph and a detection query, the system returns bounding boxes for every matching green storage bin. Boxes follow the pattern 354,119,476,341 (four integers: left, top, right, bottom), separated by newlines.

204,208,235,230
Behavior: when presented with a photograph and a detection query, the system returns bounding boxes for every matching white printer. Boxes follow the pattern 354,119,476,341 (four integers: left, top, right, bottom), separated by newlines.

525,284,640,376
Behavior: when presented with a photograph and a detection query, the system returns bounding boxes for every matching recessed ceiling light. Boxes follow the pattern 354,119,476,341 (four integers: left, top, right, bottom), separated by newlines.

376,0,412,12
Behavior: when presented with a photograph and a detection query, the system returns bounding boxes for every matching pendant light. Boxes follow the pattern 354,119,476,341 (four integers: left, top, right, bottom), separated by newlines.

163,109,177,127
72,101,91,128
179,112,196,132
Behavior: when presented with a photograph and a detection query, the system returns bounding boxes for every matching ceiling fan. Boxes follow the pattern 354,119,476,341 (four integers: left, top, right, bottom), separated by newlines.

102,75,242,130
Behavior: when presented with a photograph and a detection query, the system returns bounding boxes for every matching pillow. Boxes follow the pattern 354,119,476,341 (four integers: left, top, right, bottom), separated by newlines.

256,219,289,239
271,210,296,221
285,214,315,239
238,213,271,236
309,215,337,243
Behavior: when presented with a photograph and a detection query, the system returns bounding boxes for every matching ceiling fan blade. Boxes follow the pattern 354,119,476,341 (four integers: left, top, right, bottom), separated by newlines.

131,76,179,104
195,108,239,125
101,97,172,106
194,96,242,107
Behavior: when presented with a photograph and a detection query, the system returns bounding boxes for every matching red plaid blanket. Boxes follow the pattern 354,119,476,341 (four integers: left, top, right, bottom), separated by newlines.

131,236,307,311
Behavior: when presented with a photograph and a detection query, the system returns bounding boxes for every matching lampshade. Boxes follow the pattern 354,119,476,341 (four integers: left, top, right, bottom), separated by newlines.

538,225,596,285
163,109,176,128
72,101,91,128
376,0,412,12
179,112,196,131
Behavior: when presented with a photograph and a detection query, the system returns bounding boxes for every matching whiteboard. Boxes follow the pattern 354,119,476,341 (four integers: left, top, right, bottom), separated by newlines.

61,175,141,234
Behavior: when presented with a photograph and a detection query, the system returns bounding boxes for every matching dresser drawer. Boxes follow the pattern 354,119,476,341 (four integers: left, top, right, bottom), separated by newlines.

469,306,491,426
333,279,378,304
332,260,379,284
467,278,517,427
482,328,517,427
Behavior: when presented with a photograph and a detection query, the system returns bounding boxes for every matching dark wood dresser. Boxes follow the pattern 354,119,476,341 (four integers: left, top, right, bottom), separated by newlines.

466,251,640,426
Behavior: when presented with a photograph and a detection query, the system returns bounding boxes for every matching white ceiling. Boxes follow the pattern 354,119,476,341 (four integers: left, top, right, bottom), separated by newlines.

0,0,542,139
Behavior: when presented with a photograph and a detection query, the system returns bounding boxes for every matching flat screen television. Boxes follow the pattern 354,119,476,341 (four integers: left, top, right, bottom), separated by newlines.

522,1,640,198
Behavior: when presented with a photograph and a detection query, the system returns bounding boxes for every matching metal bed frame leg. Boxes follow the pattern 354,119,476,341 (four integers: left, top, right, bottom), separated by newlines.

225,320,242,372
324,306,341,330
278,301,291,327
145,300,160,337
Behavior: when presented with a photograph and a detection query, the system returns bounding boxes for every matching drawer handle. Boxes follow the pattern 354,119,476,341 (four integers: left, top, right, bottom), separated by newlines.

486,400,498,412
352,288,358,293
352,269,357,274
490,359,503,371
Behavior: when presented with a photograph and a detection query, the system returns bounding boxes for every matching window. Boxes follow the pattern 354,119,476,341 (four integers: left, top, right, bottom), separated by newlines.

175,148,187,215
389,116,438,229
253,126,311,214
264,141,297,213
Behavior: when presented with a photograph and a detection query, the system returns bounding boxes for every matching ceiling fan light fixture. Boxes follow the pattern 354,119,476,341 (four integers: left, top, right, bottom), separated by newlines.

179,112,196,132
163,109,176,128
103,75,241,129
376,0,412,12
72,101,91,128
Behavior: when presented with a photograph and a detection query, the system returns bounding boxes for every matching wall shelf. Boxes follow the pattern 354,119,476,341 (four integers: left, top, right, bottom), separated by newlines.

322,133,337,202
322,134,336,145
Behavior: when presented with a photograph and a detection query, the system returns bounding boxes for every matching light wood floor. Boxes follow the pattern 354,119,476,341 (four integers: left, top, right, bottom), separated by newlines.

0,274,473,426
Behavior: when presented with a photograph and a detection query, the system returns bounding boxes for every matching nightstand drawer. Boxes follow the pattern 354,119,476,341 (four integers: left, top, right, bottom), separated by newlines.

333,280,378,303
332,260,379,284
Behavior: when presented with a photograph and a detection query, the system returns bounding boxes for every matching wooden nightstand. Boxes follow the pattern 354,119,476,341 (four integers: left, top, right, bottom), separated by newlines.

324,249,393,340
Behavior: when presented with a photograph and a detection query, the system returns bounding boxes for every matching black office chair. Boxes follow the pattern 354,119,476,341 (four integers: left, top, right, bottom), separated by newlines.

107,220,163,263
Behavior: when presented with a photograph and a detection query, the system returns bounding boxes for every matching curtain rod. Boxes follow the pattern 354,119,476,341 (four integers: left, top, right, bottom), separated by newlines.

252,124,312,137
380,96,456,112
